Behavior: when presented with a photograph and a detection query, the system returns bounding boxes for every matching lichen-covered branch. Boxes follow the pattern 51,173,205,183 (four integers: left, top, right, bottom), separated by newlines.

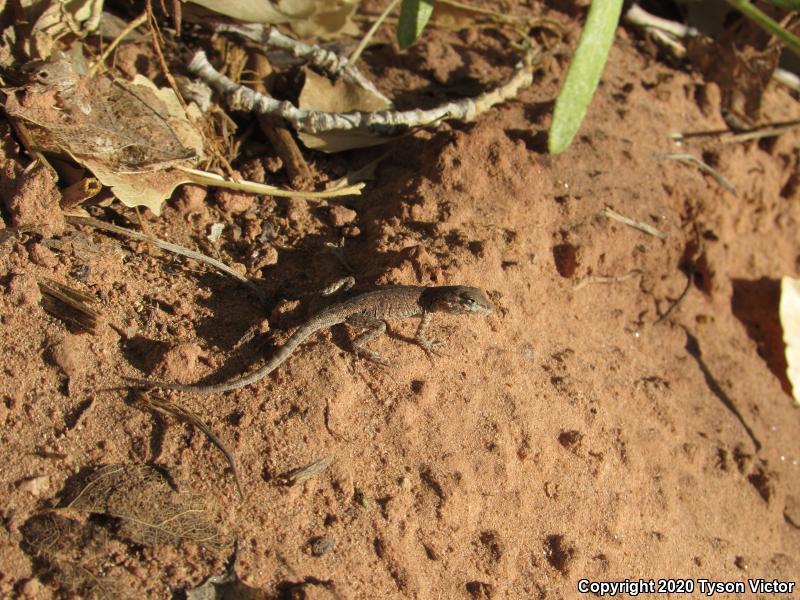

214,23,392,105
188,48,538,135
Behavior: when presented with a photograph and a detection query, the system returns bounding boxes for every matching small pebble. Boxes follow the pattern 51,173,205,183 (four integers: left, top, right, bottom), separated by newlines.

329,205,357,227
309,535,335,556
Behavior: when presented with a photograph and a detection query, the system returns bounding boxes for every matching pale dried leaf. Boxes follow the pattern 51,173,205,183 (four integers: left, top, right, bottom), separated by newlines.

184,0,292,24
184,0,357,38
297,67,393,151
780,276,800,405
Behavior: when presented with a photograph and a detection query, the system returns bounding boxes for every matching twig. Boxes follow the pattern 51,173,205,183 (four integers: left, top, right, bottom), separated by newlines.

656,153,737,195
573,270,642,291
722,120,800,143
146,0,187,109
177,166,363,198
189,47,538,135
132,391,243,499
602,207,668,239
349,0,400,65
248,50,313,190
89,11,148,77
280,456,333,486
214,24,392,105
38,278,101,332
655,267,693,324
66,215,266,302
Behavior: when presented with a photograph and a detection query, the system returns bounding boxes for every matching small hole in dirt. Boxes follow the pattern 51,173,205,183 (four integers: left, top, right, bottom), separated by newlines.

780,172,798,199
747,470,772,503
701,151,719,168
543,534,574,575
552,243,579,278
758,137,777,154
465,581,494,599
558,430,583,451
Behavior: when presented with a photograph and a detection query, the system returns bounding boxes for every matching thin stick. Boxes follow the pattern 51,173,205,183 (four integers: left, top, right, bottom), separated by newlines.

132,391,243,499
146,0,187,109
573,270,642,291
349,0,400,65
89,11,148,77
248,50,313,189
656,153,737,195
66,215,266,301
176,166,364,198
602,207,667,239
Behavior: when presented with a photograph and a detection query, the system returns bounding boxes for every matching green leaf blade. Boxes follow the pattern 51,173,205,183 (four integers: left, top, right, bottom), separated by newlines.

548,0,625,154
397,0,435,49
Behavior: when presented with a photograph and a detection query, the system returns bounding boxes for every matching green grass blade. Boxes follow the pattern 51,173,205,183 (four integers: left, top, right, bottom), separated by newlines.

548,0,625,154
397,0,435,49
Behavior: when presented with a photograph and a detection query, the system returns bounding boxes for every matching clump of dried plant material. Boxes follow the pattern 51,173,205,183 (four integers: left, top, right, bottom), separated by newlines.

22,513,125,599
21,464,232,596
3,52,204,214
64,464,227,548
38,277,101,333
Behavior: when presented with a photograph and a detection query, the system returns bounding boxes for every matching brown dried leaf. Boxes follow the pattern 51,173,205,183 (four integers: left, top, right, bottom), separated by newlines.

297,67,392,152
4,57,204,214
66,464,226,548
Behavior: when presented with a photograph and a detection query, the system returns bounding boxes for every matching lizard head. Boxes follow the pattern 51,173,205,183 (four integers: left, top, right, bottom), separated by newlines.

20,54,80,93
424,286,493,315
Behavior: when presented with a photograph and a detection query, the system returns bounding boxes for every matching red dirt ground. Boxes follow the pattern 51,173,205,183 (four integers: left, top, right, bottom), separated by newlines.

1,2,799,599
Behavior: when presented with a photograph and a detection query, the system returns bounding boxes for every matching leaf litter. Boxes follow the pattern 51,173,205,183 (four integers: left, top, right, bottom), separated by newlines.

21,463,232,598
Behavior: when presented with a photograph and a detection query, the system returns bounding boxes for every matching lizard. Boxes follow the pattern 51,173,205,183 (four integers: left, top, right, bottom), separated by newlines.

128,283,493,395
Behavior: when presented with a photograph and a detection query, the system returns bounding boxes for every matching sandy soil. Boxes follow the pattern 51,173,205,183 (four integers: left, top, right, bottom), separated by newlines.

1,3,799,599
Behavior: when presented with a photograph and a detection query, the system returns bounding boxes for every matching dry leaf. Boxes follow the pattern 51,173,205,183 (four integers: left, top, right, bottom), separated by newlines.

184,0,357,38
4,57,204,214
24,0,103,58
184,0,292,24
297,67,392,151
780,276,800,405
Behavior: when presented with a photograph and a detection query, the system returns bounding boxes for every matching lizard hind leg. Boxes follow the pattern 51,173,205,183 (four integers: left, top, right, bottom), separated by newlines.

346,314,390,366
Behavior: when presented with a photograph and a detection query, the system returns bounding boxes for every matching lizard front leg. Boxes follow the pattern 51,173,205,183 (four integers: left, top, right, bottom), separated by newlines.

346,314,390,365
415,311,445,358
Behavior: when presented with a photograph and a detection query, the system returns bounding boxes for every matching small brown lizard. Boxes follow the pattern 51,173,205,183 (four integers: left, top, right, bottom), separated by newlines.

130,283,493,395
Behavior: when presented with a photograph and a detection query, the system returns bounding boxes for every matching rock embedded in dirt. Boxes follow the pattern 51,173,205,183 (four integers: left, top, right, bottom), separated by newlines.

328,205,356,227
46,335,85,379
215,188,256,214
4,162,65,237
26,242,58,268
16,475,50,497
6,272,41,306
150,341,205,383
